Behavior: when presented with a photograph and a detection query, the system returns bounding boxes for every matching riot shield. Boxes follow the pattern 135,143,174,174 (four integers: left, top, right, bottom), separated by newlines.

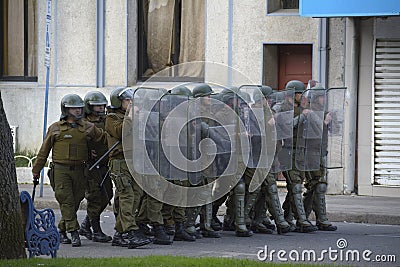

295,89,325,171
238,85,271,169
187,94,238,185
132,87,164,176
159,93,190,181
325,87,346,169
267,89,295,173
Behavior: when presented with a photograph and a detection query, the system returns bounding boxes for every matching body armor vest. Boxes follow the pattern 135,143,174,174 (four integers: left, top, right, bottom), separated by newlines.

53,122,88,162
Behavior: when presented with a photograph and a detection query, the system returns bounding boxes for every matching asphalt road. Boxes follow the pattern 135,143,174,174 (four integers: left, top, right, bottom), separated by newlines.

49,210,400,267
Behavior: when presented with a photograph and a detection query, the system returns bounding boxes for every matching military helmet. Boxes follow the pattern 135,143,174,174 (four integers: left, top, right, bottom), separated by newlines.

60,94,85,119
211,92,222,102
285,80,305,93
239,91,251,103
260,85,273,97
109,87,133,109
220,87,237,105
170,85,192,97
84,91,108,115
192,83,213,98
253,91,264,103
310,85,326,102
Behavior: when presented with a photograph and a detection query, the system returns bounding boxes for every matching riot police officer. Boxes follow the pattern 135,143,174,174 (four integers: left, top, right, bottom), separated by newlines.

219,87,254,237
250,86,291,234
32,94,107,247
184,83,222,238
303,86,337,231
135,88,174,246
106,87,152,249
282,80,318,233
78,91,113,242
160,85,196,242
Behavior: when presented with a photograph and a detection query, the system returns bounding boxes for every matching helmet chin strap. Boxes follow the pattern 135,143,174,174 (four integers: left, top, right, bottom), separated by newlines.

92,110,106,117
67,109,83,121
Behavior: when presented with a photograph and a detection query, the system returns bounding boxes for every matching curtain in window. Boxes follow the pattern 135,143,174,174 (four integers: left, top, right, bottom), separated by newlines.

27,0,37,77
146,0,175,75
178,0,205,77
3,0,37,77
5,0,24,76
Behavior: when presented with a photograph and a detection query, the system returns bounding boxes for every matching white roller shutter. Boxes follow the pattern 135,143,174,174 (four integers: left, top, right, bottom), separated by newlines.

373,39,400,186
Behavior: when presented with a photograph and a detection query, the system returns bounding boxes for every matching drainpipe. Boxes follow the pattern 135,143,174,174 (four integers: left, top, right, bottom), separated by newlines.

344,17,359,194
96,0,105,87
318,18,328,88
227,0,233,86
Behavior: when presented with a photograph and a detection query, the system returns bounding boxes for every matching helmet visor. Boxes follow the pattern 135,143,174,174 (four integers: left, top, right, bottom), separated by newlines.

118,88,133,100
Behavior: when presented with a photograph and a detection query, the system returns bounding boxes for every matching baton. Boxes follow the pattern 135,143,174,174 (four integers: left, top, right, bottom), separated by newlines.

32,176,40,202
95,167,112,206
89,141,120,171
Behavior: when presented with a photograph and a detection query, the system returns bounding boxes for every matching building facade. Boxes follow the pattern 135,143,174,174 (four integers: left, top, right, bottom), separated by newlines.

1,0,398,197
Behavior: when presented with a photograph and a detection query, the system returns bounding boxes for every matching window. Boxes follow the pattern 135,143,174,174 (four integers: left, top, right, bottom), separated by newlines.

267,0,299,15
0,0,37,81
138,0,205,81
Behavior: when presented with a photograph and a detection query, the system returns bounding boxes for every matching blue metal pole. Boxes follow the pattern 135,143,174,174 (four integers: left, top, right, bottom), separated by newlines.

40,0,52,197
40,66,50,197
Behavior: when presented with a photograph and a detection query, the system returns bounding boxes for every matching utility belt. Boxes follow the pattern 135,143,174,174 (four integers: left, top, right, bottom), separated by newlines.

53,162,86,170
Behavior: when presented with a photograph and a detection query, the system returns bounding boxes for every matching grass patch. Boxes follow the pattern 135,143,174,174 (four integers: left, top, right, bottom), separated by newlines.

0,255,333,267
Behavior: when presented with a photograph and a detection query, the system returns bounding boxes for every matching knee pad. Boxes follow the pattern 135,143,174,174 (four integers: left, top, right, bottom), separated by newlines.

234,181,245,195
267,184,278,194
291,183,303,194
315,183,327,194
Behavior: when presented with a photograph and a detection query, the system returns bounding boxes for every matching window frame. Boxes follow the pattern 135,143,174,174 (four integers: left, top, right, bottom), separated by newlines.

137,0,204,82
266,0,300,16
0,0,38,82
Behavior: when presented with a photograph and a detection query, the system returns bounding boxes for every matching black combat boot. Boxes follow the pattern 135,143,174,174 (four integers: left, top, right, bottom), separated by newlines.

174,222,196,242
127,229,152,249
211,206,223,231
70,230,81,247
111,231,128,247
90,218,112,242
313,183,337,231
78,215,92,240
59,231,71,244
164,222,176,236
152,225,173,245
138,223,155,237
291,184,318,233
250,222,274,234
266,183,290,234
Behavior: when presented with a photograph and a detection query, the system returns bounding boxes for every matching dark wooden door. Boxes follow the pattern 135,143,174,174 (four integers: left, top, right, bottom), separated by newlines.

278,44,312,90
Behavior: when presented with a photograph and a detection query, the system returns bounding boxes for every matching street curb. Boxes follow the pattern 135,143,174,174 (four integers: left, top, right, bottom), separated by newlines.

31,199,400,226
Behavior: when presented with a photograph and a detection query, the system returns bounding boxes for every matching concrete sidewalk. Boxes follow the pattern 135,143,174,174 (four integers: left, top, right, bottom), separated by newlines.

18,183,400,226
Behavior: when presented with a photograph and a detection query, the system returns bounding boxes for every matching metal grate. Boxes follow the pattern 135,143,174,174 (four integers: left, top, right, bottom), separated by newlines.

373,39,400,186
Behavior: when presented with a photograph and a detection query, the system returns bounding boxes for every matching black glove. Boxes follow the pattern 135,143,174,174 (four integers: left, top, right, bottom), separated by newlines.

33,174,40,186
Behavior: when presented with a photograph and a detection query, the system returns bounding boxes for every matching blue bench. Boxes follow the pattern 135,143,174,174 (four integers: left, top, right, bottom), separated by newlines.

20,190,60,258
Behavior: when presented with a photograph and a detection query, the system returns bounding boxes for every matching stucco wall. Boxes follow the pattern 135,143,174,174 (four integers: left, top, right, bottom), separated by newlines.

55,0,97,86
1,0,127,152
232,0,319,85
205,0,230,84
105,0,127,86
325,18,346,194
